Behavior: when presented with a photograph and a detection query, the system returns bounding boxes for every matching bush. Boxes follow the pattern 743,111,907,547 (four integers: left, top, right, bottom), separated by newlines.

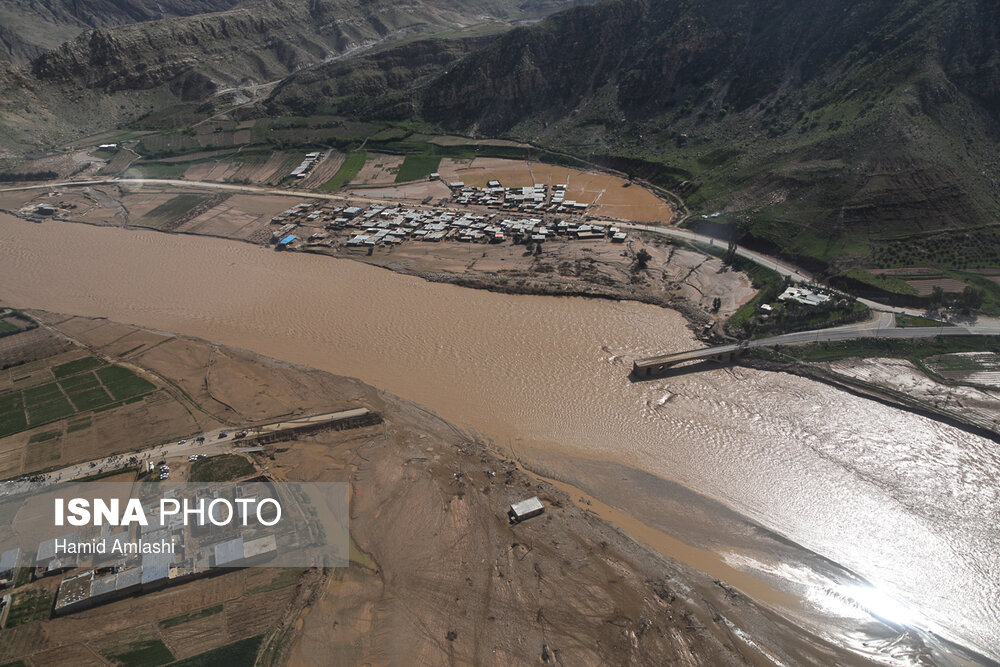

635,249,652,271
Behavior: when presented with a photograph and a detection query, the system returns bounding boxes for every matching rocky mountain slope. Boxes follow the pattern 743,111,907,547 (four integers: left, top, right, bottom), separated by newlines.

416,0,1000,271
0,0,594,153
3,0,998,273
0,0,243,64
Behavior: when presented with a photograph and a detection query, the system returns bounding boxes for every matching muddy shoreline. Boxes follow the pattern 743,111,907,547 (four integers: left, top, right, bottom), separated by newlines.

48,208,998,452
338,254,716,330
3,217,999,661
741,358,1000,444
0,311,870,664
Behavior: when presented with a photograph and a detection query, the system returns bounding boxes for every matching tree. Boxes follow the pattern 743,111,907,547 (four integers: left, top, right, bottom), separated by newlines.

635,248,652,271
723,238,738,266
961,285,984,310
930,285,945,306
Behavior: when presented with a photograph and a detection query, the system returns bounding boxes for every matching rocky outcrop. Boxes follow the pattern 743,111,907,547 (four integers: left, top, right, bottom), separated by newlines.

0,0,243,64
0,0,598,151
417,0,1000,270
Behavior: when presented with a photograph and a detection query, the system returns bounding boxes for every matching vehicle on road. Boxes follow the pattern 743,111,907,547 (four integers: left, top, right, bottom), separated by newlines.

178,439,187,445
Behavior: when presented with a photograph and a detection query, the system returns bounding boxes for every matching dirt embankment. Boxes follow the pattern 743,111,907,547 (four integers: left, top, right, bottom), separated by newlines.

308,233,754,335
2,312,862,665
274,393,856,666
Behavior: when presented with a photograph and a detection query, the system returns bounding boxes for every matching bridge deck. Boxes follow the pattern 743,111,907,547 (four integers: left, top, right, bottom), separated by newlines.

633,344,741,370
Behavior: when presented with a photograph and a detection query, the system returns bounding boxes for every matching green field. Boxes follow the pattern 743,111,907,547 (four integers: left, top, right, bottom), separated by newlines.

840,268,920,297
189,454,255,482
135,194,210,229
27,430,60,444
95,366,156,401
58,372,101,391
5,589,53,627
320,150,366,191
395,153,442,182
0,393,27,436
0,362,156,436
27,396,75,425
172,635,263,667
23,383,63,405
248,568,304,594
68,386,115,411
53,356,105,378
135,131,201,157
67,417,92,433
101,638,174,667
0,320,20,334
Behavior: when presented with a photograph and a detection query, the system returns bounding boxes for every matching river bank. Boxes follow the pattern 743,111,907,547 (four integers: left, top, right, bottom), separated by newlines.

0,180,753,335
3,216,999,661
0,310,884,664
741,355,1000,443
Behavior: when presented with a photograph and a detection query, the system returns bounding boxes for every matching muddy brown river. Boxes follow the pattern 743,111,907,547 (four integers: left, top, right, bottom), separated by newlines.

1,217,997,661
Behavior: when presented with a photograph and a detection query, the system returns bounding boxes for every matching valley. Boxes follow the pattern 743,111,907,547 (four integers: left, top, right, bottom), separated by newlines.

1,0,1000,664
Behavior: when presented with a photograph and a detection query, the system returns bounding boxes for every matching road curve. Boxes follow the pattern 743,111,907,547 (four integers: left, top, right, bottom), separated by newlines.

0,177,976,320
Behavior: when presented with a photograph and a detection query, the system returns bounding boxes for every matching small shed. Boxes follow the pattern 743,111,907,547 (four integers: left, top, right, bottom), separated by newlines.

508,496,544,524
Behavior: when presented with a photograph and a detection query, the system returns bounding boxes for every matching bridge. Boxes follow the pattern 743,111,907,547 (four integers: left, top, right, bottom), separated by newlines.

632,319,1000,379
632,344,745,378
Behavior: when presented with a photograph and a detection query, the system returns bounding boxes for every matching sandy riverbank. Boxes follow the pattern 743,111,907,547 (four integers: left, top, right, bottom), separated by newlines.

1,182,751,334
0,311,887,664
3,215,999,661
307,231,754,332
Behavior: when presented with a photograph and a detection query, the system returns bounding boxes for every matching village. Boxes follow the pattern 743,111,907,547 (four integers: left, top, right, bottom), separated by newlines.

269,179,629,251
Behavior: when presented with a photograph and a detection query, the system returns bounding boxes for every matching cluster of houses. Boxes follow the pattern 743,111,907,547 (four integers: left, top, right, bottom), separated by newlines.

446,181,590,215
268,201,627,250
1,483,298,618
290,151,324,179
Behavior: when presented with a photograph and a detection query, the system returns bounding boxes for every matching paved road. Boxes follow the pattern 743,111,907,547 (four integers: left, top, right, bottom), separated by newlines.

0,426,242,497
0,409,368,498
747,321,997,348
0,177,409,208
0,177,989,322
637,312,999,367
616,221,815,284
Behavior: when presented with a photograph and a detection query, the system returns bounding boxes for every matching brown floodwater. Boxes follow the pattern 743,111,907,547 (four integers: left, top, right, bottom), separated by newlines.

1,217,998,661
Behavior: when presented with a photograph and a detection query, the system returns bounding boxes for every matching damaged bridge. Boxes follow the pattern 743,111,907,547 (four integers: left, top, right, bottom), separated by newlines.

632,344,744,378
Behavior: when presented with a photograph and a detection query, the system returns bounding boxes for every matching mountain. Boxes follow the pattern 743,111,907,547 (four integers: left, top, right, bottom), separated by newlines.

4,0,998,274
0,0,596,153
416,0,1000,272
0,0,244,64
